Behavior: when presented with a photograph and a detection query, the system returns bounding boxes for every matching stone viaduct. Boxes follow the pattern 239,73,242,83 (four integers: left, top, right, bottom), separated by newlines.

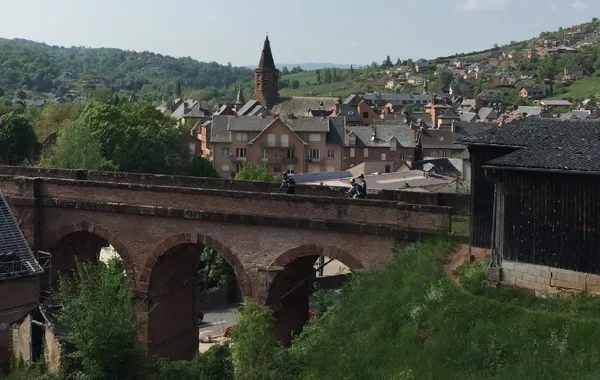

0,166,464,360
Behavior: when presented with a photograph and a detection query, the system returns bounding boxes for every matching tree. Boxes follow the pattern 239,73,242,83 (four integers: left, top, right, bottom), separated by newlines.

281,66,290,75
38,119,117,171
234,162,279,182
175,80,182,97
0,112,37,165
184,155,219,178
199,247,235,290
80,102,187,174
231,298,299,380
382,55,393,68
290,79,300,89
55,259,148,380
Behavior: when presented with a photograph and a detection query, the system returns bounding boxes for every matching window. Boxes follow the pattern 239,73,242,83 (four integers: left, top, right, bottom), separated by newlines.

274,166,282,173
286,164,295,174
267,134,276,147
287,149,295,158
221,164,230,172
262,148,268,160
222,147,231,157
235,163,242,172
280,134,289,147
327,149,335,158
309,149,321,161
189,143,196,155
362,112,369,119
390,139,397,152
381,153,387,161
236,148,247,158
385,165,391,173
236,132,249,143
363,148,369,158
308,133,321,142
350,148,355,158
274,149,283,158
348,135,356,146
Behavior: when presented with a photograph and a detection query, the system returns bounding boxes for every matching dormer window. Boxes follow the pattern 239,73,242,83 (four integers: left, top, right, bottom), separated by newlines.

349,135,357,146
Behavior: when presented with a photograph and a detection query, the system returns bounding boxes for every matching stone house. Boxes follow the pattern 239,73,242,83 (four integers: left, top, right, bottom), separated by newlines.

209,115,346,177
519,86,544,100
343,122,416,172
563,67,584,81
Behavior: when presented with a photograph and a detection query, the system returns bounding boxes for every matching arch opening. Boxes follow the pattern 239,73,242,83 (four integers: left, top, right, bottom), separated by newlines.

43,231,126,294
266,245,362,346
146,236,247,361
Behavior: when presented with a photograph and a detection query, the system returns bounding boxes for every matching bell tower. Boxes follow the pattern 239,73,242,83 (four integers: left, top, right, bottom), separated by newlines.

253,35,280,107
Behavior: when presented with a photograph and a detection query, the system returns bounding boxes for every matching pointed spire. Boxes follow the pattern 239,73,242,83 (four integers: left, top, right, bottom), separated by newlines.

258,35,276,70
235,86,245,105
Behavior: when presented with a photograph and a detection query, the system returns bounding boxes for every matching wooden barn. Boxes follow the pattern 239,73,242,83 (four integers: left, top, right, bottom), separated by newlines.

460,118,600,295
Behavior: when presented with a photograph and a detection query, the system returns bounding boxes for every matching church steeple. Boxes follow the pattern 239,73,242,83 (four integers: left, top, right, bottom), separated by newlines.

234,86,245,112
258,36,276,70
253,34,280,107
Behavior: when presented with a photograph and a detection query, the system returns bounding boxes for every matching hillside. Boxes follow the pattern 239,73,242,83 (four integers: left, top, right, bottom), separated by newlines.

0,38,253,101
290,238,600,379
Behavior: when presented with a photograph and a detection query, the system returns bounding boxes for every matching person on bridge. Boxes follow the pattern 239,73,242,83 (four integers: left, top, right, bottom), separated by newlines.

346,178,364,198
358,174,367,198
280,172,296,194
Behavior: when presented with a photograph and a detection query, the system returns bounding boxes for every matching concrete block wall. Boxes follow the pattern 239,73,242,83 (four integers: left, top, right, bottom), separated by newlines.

501,260,600,295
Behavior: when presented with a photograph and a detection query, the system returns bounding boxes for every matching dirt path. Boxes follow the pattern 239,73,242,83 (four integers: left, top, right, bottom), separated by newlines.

444,244,491,293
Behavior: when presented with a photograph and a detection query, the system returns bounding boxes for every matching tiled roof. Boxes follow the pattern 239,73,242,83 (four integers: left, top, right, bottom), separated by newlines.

486,135,600,174
457,118,600,147
0,193,43,280
347,122,415,148
336,104,362,122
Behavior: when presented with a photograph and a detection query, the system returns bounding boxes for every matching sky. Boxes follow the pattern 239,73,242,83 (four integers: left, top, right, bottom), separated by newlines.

0,0,598,66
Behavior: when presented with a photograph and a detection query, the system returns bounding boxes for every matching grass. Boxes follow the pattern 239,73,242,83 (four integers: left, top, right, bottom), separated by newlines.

279,69,377,97
559,75,600,100
451,215,469,236
290,237,600,380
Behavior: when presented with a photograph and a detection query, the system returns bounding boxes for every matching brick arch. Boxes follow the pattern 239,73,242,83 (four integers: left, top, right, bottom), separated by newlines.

45,221,134,277
271,244,364,271
141,232,251,297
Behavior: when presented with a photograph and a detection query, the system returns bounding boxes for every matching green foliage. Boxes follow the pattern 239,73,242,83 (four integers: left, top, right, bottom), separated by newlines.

199,247,235,289
38,119,117,171
0,112,37,164
185,155,219,178
234,161,279,182
289,237,600,379
0,38,252,101
54,259,148,380
231,298,299,380
149,345,234,380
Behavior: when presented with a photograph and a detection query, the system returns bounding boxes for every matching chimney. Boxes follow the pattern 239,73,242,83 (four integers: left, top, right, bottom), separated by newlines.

450,120,456,132
333,102,340,116
430,95,439,128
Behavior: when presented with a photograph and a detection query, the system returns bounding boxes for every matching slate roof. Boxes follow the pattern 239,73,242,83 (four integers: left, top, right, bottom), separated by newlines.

486,135,600,174
336,104,363,122
478,107,498,120
421,129,464,149
459,111,479,122
346,122,415,148
457,118,600,148
326,117,346,145
236,100,261,116
439,108,460,119
270,97,338,117
211,115,337,143
362,92,430,106
560,110,591,120
0,193,43,280
411,158,461,177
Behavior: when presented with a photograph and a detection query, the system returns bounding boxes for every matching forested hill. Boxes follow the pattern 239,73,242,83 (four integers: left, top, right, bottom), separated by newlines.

0,38,253,99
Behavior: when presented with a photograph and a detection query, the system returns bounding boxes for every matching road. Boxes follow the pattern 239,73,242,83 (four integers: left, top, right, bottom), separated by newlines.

199,305,240,335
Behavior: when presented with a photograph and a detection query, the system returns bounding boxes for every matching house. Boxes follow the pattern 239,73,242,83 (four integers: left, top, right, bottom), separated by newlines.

0,193,44,374
498,72,518,86
477,107,499,121
519,86,544,100
414,59,430,73
509,106,554,119
363,92,430,109
343,121,416,172
385,78,404,90
406,75,425,86
540,99,572,110
450,57,467,68
524,48,538,59
563,67,584,81
209,115,346,177
473,120,600,296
